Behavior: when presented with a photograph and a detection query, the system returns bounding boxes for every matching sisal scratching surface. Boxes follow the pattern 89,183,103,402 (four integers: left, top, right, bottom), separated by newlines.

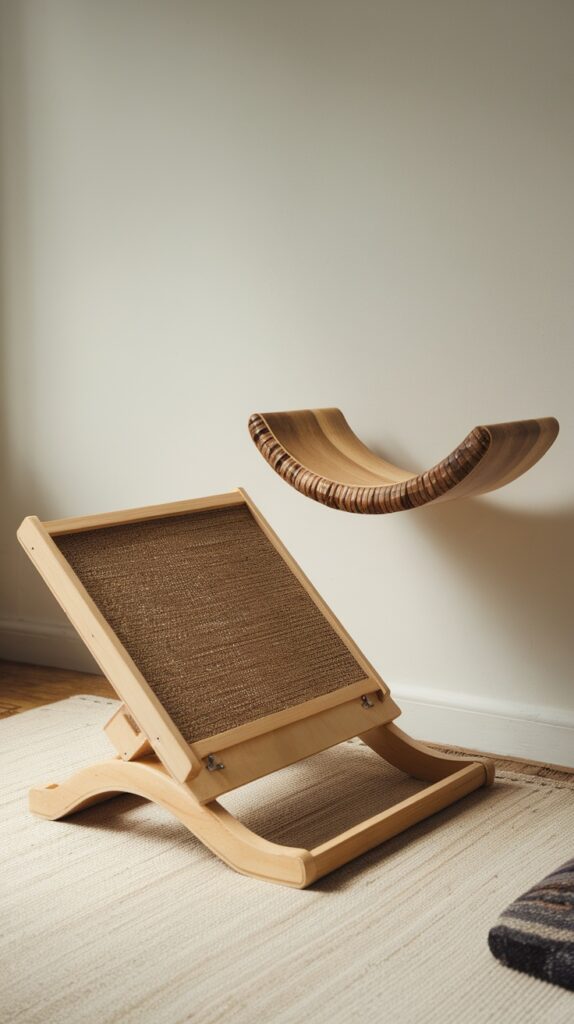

55,505,366,742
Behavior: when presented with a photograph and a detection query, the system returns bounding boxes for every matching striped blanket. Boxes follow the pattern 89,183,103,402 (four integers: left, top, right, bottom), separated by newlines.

489,858,574,991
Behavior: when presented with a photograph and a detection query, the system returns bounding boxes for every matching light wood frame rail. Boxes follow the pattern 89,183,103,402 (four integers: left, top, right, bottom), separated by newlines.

18,491,494,887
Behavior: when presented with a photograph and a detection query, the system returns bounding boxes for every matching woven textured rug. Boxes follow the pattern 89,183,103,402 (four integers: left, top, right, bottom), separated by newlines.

1,697,574,1024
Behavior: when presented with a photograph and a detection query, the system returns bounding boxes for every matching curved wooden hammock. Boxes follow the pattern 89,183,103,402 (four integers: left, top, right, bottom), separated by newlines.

249,410,559,513
19,491,493,888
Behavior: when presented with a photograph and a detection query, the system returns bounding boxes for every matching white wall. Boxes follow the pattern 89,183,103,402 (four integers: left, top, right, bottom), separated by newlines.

1,0,573,763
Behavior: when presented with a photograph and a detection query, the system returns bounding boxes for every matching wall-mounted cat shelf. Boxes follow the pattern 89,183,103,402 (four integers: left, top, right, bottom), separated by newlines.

248,410,559,514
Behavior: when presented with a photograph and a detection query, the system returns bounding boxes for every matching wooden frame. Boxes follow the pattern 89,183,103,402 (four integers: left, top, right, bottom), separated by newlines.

18,490,494,887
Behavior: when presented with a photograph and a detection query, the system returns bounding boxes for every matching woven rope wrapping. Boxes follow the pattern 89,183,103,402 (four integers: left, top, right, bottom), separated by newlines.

56,505,366,742
248,413,492,513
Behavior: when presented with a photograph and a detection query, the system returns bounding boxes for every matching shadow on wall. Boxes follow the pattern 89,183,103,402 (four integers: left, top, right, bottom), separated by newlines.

411,498,574,701
0,3,43,629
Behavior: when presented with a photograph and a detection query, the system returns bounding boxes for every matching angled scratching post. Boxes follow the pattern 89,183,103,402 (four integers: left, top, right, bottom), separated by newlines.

18,490,494,887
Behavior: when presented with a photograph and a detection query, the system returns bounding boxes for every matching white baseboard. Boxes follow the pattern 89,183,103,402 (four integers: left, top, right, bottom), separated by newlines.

0,618,98,674
1,618,572,767
393,684,574,769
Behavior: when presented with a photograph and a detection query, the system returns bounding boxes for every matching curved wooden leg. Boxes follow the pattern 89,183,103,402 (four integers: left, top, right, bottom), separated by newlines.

308,724,495,880
359,721,495,784
29,757,317,888
29,732,495,887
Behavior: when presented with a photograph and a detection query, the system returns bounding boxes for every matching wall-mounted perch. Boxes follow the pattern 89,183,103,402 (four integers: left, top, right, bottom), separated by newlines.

248,409,559,513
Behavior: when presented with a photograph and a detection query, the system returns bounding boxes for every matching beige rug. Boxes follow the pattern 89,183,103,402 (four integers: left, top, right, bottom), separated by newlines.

1,696,573,1024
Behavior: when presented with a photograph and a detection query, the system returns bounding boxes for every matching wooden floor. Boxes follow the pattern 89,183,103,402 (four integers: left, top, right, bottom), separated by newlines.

0,660,115,718
1,660,572,781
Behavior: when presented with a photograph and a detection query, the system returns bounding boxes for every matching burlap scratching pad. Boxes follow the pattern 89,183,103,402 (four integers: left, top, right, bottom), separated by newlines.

56,505,366,742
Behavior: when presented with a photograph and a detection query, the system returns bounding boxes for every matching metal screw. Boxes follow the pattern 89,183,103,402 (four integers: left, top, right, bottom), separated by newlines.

361,694,374,709
206,754,225,772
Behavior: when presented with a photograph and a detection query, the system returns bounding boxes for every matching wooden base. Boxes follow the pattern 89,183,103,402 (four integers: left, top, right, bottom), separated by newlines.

29,724,494,888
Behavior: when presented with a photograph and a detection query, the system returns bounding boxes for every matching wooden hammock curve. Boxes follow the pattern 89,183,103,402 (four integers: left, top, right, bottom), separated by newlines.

248,410,559,514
